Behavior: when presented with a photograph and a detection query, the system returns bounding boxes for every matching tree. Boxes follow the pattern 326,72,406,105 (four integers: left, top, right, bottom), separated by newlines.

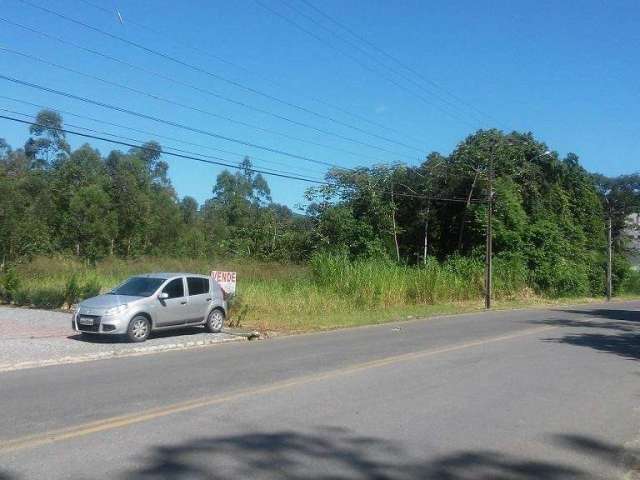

105,150,152,256
180,196,199,225
69,185,117,261
1,109,637,295
0,138,10,161
24,110,70,168
51,144,108,253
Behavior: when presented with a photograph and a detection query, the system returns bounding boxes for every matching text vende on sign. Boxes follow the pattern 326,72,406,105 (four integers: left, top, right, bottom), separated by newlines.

211,271,237,297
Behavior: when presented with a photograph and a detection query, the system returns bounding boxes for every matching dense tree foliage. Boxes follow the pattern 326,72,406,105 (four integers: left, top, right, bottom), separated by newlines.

0,113,638,296
0,113,309,264
305,130,639,295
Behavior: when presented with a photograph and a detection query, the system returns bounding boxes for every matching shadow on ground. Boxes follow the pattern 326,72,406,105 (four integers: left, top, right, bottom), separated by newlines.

546,331,640,361
68,326,210,344
99,428,636,479
551,433,639,470
533,307,640,361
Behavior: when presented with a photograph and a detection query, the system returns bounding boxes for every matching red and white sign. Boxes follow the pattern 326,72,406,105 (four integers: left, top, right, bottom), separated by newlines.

211,271,237,296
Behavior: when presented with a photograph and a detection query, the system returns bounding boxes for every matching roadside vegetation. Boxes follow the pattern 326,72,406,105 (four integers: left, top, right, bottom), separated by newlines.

1,253,639,332
0,111,638,331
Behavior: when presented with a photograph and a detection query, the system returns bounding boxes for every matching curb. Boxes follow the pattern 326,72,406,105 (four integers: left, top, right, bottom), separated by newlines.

0,335,245,373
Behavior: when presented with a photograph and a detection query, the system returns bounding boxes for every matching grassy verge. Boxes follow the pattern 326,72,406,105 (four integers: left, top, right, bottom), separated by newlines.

1,254,638,333
264,295,640,334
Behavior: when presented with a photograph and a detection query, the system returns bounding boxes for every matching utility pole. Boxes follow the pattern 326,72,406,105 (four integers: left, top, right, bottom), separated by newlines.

604,193,613,302
423,203,430,265
390,184,400,263
607,208,613,302
485,154,494,309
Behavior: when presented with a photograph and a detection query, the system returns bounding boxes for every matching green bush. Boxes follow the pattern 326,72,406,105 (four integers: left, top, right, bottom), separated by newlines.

493,253,529,298
227,294,250,328
533,259,590,297
81,276,102,299
0,268,20,303
12,287,29,306
30,287,66,309
64,274,81,307
621,269,640,295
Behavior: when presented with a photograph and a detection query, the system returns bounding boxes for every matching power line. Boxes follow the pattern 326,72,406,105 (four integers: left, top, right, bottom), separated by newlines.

0,74,345,170
73,0,427,145
0,95,327,175
277,0,487,126
1,45,417,164
0,16,425,156
15,0,429,154
254,0,479,130
0,114,480,203
0,106,326,182
0,113,330,184
298,0,504,128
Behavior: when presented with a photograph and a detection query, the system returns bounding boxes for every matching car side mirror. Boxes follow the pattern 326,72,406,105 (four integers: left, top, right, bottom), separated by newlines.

158,292,169,300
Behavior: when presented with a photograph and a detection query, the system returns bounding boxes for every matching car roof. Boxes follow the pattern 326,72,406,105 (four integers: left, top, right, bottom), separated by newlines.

136,272,210,280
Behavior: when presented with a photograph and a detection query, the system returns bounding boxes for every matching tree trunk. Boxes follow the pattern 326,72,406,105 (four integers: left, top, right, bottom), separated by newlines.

391,187,400,262
110,238,114,256
75,242,80,257
272,221,277,253
457,172,479,252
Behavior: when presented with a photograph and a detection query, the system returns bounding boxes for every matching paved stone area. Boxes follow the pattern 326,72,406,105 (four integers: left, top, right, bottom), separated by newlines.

0,306,241,371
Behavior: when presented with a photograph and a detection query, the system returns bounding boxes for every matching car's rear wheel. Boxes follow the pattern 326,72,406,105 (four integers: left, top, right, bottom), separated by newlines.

205,308,224,333
127,315,150,342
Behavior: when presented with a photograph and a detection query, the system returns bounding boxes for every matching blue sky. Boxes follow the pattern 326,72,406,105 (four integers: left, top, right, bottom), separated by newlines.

1,0,638,210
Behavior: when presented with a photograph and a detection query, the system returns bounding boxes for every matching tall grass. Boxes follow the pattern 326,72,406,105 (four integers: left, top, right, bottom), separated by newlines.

310,253,485,307
1,253,634,331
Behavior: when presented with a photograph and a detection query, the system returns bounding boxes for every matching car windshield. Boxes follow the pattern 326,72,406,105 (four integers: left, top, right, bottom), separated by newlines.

110,277,165,297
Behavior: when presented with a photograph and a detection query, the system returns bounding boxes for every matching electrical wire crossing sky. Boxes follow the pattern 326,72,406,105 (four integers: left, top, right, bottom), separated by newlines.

0,0,637,207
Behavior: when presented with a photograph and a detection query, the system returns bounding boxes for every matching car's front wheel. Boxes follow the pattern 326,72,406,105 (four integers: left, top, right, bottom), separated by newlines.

127,315,151,342
205,308,225,333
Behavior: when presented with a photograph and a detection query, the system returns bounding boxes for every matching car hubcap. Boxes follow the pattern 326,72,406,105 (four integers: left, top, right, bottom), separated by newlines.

132,319,148,338
209,311,223,331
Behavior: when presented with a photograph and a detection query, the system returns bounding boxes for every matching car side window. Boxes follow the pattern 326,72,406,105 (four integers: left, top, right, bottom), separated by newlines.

163,278,184,299
187,277,209,296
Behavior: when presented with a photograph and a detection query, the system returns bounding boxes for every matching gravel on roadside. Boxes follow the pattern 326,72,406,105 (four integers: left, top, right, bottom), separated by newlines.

0,306,242,372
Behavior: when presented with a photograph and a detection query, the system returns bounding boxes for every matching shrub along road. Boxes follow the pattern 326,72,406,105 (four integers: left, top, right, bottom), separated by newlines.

0,301,639,479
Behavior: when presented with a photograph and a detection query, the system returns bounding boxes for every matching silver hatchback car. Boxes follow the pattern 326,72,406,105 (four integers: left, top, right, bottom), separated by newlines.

72,273,227,342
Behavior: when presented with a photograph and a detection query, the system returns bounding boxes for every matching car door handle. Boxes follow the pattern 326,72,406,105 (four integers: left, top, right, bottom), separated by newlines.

206,298,212,302
180,300,187,305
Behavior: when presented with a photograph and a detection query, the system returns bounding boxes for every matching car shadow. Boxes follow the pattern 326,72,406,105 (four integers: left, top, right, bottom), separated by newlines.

68,326,209,344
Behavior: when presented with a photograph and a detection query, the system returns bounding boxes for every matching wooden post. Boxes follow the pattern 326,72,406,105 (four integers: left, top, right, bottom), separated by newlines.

607,212,612,301
391,186,400,262
423,203,430,265
485,157,493,310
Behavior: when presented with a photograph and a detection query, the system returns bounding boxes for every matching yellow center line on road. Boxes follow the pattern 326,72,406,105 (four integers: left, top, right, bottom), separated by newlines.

0,325,557,455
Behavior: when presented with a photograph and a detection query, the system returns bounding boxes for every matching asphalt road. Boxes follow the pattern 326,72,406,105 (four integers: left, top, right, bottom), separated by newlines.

0,301,638,479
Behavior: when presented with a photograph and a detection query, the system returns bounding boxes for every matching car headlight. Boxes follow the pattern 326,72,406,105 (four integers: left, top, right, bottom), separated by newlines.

103,304,130,316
